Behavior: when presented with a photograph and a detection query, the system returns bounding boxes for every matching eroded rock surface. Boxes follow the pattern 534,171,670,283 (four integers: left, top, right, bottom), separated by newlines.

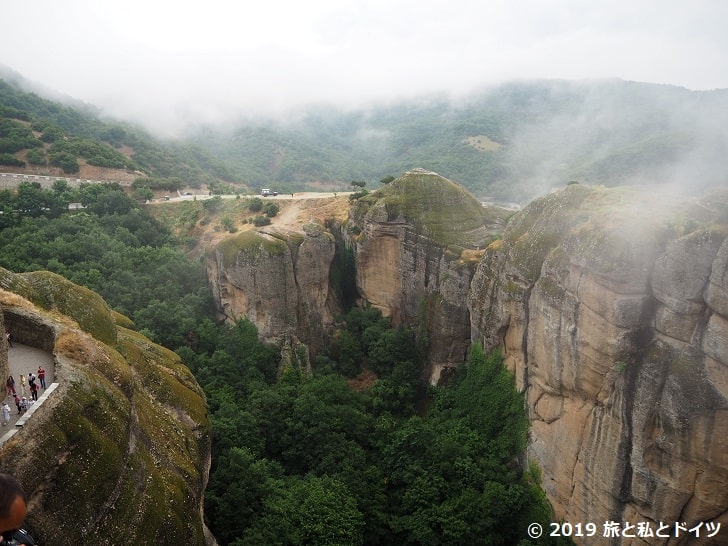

207,223,338,354
349,169,508,377
205,177,728,545
470,185,728,544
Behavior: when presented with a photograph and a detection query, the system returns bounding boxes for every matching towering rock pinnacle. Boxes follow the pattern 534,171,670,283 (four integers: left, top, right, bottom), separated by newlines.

348,169,509,379
470,184,728,542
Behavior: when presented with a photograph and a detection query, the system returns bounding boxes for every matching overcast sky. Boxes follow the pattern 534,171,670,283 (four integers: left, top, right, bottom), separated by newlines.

2,0,726,135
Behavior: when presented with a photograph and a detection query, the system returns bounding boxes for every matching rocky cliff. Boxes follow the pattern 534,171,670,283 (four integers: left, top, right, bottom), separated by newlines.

348,169,509,378
470,184,728,544
207,222,338,361
204,175,728,543
205,171,509,375
0,268,213,546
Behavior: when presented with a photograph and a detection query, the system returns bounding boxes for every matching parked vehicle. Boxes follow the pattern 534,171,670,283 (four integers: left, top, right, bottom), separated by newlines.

261,188,278,196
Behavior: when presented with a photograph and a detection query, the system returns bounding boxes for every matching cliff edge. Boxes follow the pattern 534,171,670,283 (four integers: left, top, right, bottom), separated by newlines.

470,184,728,543
349,169,509,378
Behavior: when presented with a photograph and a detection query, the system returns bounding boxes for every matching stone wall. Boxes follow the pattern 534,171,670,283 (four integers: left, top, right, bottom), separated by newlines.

0,309,7,383
3,308,56,352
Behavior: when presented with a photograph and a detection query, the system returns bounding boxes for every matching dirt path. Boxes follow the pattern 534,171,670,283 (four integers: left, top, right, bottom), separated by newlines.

3,344,55,428
270,194,352,230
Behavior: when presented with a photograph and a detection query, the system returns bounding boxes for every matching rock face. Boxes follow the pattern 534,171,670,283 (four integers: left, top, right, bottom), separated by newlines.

205,177,728,542
206,172,508,375
349,169,508,378
207,223,338,355
470,185,728,544
0,268,212,546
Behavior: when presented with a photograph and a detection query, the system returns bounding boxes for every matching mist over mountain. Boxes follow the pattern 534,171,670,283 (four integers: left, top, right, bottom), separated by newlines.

2,71,727,202
186,79,728,201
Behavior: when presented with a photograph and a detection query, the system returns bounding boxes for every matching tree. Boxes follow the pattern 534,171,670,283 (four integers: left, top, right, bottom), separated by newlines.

205,447,283,545
447,344,528,458
380,175,395,184
133,186,154,202
246,474,364,546
15,181,47,216
85,188,135,216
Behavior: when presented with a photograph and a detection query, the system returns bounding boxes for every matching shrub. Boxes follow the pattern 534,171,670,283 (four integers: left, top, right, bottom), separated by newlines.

26,148,46,165
253,215,271,227
221,217,236,232
0,153,25,166
49,151,80,173
248,197,263,212
349,190,369,201
264,202,279,217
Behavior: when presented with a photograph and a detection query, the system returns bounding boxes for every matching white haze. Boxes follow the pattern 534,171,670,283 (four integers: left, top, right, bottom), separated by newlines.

1,0,727,136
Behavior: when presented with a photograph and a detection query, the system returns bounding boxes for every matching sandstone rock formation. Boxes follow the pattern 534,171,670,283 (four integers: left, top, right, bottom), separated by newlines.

348,169,508,378
0,267,212,545
207,222,338,357
205,170,510,379
203,176,728,545
470,184,728,545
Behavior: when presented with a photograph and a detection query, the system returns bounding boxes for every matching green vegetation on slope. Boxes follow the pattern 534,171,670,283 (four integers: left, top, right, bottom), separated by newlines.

0,78,233,183
190,80,728,201
4,77,728,201
187,308,563,545
0,183,212,348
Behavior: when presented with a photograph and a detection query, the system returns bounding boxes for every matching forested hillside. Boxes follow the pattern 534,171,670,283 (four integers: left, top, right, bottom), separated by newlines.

0,76,233,185
189,80,728,201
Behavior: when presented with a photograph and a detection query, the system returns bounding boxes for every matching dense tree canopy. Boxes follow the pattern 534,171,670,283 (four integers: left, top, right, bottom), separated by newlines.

191,308,563,545
0,184,211,347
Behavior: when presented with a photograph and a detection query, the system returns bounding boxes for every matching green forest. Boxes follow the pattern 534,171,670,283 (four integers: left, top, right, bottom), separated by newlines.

0,184,569,545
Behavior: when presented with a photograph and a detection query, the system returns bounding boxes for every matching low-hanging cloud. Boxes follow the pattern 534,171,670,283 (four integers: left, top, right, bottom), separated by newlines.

0,0,727,136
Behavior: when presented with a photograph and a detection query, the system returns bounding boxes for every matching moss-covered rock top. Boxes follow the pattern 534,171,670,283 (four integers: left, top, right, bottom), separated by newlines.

496,183,728,284
0,268,117,345
213,230,289,267
0,273,211,545
352,168,509,247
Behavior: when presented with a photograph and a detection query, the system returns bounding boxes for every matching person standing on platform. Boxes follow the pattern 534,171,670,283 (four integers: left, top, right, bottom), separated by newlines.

6,377,15,398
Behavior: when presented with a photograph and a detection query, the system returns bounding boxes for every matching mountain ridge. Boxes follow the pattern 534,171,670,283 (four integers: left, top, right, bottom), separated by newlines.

3,72,727,201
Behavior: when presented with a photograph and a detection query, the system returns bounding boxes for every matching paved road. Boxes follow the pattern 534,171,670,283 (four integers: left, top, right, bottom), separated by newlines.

0,173,349,203
0,172,126,190
149,190,350,205
3,344,55,429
